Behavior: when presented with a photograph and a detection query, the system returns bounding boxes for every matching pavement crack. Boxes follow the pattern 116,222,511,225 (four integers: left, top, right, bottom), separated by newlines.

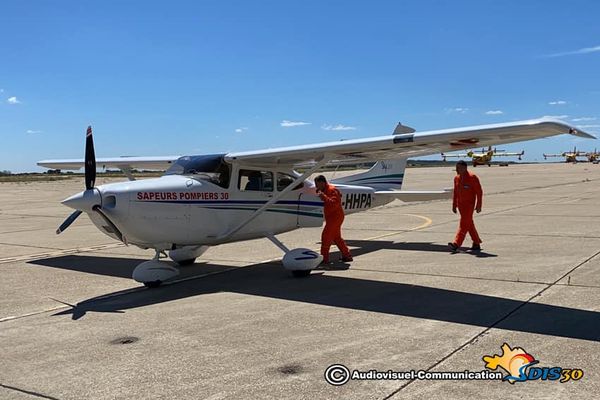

383,247,600,399
0,383,61,400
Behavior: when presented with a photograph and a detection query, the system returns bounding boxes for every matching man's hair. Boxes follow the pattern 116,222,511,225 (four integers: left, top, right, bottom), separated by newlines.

456,160,468,167
314,175,327,183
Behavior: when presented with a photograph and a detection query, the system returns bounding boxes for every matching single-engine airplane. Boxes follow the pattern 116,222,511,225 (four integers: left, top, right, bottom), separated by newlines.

38,118,593,287
441,146,524,167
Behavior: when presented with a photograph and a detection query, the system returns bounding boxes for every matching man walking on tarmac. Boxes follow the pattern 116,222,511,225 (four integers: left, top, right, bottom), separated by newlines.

314,175,353,264
448,160,483,252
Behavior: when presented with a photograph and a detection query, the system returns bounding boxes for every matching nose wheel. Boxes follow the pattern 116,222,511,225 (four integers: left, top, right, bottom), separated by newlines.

133,250,180,288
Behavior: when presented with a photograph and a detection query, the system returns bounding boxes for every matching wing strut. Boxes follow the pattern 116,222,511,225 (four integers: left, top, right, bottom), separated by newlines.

215,156,331,241
120,166,136,181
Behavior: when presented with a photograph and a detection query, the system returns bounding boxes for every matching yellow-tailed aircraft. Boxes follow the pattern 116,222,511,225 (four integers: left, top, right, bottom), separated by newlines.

583,148,599,164
543,147,586,163
441,146,524,167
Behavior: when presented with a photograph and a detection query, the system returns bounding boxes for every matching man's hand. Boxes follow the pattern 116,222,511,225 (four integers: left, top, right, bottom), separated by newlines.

452,207,457,214
476,206,482,213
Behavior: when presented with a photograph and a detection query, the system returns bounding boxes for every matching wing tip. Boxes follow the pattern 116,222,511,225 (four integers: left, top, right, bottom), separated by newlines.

533,117,596,139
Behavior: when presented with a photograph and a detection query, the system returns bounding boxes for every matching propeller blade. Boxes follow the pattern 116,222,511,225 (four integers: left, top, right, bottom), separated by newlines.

85,125,96,190
93,206,123,242
56,210,83,234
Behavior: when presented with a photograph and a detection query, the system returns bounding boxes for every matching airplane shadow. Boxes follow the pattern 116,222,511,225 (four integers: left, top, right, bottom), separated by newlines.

28,255,230,279
28,255,600,342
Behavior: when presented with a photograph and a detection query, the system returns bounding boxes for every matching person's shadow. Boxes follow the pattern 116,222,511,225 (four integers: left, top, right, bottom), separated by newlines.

342,239,497,259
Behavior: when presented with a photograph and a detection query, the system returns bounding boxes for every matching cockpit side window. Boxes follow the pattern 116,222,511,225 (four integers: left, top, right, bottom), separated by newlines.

238,169,274,192
164,154,231,188
277,172,303,191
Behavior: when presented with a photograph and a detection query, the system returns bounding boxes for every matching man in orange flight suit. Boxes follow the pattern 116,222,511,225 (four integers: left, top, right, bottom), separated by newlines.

448,160,483,252
314,175,353,264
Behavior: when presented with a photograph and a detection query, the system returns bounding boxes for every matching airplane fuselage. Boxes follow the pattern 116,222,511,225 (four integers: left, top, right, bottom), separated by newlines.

86,173,383,251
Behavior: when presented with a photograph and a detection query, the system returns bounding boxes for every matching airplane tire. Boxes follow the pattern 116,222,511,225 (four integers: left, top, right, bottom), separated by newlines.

144,280,162,288
291,270,311,278
177,258,196,266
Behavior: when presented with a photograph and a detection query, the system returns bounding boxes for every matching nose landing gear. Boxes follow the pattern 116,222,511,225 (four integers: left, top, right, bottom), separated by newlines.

132,250,180,288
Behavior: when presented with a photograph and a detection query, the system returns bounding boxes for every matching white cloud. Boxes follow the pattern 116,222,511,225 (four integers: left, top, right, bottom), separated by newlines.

571,117,596,122
7,96,21,104
545,45,600,58
321,124,357,131
446,107,469,114
548,100,567,105
280,120,311,127
26,129,42,134
485,110,503,115
234,127,248,133
575,124,600,129
541,115,569,119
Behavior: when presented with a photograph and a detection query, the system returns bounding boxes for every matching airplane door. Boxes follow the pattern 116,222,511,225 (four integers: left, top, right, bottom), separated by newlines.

233,168,276,231
296,192,323,228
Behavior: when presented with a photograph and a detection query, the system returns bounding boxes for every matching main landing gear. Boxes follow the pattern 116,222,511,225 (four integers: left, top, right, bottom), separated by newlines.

266,235,323,278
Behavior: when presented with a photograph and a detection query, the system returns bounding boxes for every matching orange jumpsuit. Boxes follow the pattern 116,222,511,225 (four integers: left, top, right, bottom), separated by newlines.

319,183,351,262
452,171,483,247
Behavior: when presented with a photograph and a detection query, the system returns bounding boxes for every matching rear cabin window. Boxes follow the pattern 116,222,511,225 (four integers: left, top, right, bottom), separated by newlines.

238,170,274,192
277,173,304,191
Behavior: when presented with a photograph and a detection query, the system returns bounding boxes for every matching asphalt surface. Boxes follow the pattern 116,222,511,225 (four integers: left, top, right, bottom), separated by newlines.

1,163,600,399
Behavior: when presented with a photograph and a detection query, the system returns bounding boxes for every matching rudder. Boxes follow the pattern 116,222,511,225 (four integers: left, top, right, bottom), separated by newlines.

332,159,407,191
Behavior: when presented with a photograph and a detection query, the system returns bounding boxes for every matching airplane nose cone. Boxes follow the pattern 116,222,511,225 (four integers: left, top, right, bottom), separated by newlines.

61,188,101,211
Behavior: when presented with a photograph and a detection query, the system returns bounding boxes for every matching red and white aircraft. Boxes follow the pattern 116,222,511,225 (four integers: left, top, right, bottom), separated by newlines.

38,118,593,287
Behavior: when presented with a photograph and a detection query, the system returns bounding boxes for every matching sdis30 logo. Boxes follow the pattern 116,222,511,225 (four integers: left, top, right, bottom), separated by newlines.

483,343,584,384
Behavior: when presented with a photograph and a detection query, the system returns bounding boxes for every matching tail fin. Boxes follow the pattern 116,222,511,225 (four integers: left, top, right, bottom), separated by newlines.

332,158,407,191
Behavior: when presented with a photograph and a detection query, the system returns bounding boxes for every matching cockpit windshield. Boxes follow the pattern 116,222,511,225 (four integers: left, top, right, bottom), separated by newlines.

164,154,230,188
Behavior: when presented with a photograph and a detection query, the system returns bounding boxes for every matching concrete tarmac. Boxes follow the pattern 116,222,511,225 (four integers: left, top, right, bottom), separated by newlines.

1,163,599,399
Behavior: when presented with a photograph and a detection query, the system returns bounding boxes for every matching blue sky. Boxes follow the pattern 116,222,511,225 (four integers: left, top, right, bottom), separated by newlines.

1,0,599,172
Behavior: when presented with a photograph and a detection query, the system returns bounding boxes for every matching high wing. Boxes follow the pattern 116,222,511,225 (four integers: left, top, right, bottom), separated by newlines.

225,118,594,167
38,118,594,171
440,153,470,158
37,156,180,171
494,151,524,157
543,153,564,158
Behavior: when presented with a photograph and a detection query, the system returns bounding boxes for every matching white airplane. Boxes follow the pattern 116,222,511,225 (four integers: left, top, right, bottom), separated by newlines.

38,118,593,287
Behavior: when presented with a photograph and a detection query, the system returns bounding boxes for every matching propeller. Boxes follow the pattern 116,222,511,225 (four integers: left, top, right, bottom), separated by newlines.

56,126,124,242
84,125,96,190
56,210,82,234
